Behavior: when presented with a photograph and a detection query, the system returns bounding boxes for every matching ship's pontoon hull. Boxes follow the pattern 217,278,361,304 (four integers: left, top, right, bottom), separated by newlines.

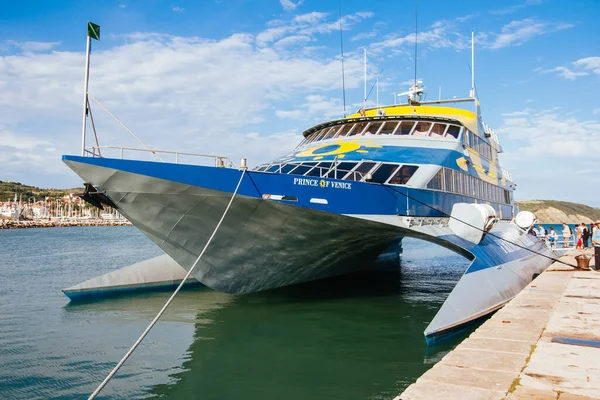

63,155,555,339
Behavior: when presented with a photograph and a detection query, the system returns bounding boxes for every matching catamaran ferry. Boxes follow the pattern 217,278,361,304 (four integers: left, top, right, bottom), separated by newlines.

62,26,555,340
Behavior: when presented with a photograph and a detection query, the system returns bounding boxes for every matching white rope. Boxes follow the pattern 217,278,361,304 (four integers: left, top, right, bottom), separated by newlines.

87,93,165,162
88,170,247,399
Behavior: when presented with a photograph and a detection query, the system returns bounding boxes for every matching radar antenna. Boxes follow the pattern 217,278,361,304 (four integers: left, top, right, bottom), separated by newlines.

398,80,425,105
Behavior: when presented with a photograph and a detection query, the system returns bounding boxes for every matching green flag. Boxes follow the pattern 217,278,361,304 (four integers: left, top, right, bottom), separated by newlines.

87,22,100,41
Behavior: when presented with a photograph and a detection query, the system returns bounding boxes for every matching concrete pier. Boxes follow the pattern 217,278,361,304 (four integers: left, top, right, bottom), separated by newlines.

397,250,599,400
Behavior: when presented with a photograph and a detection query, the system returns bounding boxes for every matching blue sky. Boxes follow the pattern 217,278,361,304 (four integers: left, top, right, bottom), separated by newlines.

0,0,599,205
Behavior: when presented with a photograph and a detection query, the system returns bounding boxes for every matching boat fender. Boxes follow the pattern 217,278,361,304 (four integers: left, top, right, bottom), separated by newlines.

448,203,497,245
513,211,537,231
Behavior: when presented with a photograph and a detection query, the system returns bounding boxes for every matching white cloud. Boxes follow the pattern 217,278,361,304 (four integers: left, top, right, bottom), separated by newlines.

172,6,184,12
280,0,303,11
275,110,304,120
498,109,600,204
484,19,573,49
293,11,326,24
370,17,569,54
371,25,469,53
539,56,600,80
543,66,588,80
0,20,368,187
273,35,311,49
256,11,371,47
0,128,52,149
3,40,60,53
490,0,543,15
351,30,378,42
573,57,600,75
119,4,126,8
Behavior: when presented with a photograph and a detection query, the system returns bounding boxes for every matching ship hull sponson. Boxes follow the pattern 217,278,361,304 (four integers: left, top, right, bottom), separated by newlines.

63,158,409,294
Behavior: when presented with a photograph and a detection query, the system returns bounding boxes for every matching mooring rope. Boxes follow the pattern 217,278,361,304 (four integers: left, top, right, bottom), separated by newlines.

88,169,246,399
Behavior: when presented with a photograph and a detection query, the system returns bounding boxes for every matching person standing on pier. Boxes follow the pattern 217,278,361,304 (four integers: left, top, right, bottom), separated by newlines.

593,221,600,271
582,223,591,248
562,223,572,248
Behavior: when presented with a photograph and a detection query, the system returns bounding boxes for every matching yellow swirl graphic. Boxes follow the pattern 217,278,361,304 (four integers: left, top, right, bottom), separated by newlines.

296,141,361,158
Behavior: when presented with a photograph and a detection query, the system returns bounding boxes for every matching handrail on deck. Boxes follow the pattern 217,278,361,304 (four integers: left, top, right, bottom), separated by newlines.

84,146,235,168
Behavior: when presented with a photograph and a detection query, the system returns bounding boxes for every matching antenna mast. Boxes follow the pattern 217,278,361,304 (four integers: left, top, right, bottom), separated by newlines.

414,0,418,87
363,47,367,108
376,77,379,108
470,30,475,98
338,2,347,117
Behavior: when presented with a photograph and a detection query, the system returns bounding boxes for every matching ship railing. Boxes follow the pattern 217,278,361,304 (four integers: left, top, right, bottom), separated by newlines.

541,235,586,251
84,146,235,168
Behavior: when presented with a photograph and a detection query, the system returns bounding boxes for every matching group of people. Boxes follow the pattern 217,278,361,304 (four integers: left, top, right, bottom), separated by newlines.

530,222,596,249
529,221,600,271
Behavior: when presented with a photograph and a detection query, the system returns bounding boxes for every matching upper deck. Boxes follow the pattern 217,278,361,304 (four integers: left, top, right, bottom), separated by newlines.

304,104,478,137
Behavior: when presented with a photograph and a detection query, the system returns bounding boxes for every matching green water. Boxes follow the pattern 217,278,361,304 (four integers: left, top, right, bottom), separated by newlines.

0,226,469,399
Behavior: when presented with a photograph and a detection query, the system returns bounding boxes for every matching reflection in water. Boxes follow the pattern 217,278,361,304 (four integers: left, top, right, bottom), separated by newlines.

0,226,473,400
146,246,469,400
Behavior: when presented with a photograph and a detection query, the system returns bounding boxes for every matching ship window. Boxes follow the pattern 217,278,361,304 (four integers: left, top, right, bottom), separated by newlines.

308,130,322,142
389,165,419,185
335,123,355,138
446,125,460,139
429,123,446,137
325,162,357,179
363,122,383,136
266,164,281,173
466,130,493,160
443,168,454,192
348,122,369,136
305,162,333,177
426,169,443,190
395,121,414,135
289,164,313,176
370,163,399,184
504,190,511,204
307,131,319,142
305,166,322,177
346,161,376,181
316,127,335,141
412,121,432,136
378,121,399,135
322,126,342,140
280,163,299,174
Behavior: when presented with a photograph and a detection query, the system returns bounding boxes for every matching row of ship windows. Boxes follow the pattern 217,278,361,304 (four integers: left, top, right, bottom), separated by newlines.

427,167,511,204
255,161,419,185
463,130,495,161
297,120,462,147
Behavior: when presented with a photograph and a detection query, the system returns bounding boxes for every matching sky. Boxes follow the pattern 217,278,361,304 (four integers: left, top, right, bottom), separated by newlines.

0,0,599,205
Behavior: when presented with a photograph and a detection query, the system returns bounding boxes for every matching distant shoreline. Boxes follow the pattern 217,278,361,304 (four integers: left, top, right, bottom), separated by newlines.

0,219,132,229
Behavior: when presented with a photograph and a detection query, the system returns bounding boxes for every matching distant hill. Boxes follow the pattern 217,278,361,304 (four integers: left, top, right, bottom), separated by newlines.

0,181,82,203
516,200,600,224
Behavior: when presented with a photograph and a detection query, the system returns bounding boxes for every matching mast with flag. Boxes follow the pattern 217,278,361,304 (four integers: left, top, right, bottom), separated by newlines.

81,21,100,156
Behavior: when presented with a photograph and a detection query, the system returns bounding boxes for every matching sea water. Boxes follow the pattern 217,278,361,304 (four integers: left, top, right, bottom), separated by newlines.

0,226,469,399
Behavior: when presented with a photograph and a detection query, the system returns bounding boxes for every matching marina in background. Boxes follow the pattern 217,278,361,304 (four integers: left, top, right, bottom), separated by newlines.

0,181,129,229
